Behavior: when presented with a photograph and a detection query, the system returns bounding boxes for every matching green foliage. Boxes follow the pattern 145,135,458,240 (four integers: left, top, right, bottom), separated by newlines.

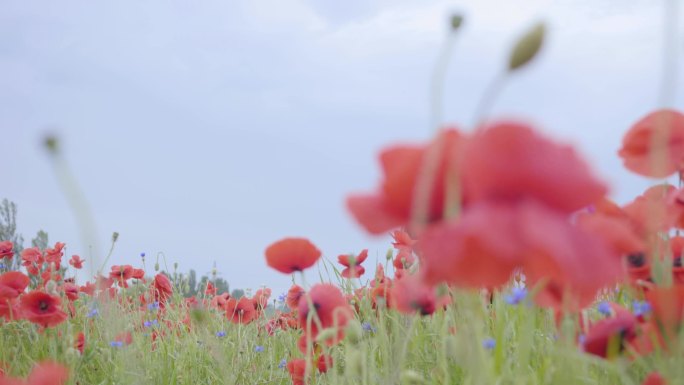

0,198,24,270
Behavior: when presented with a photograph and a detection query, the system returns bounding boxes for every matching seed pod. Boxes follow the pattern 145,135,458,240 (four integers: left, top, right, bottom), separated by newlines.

508,22,546,71
450,14,464,31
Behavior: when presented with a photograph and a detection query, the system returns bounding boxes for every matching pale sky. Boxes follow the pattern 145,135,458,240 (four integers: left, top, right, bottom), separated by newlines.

2,0,683,296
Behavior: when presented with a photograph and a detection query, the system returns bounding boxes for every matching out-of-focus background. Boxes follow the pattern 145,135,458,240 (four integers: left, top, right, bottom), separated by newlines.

2,0,681,295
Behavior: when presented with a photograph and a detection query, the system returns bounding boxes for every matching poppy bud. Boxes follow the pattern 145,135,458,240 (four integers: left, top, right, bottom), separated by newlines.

450,14,464,31
111,232,119,242
44,134,59,154
508,22,545,71
401,370,426,385
154,263,160,271
386,249,393,261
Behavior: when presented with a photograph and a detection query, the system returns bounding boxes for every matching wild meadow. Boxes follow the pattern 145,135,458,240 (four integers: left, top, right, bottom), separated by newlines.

2,14,684,385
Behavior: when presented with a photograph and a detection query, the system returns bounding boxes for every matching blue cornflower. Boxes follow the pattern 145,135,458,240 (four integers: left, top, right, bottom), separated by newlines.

277,292,287,303
140,252,146,258
216,331,226,337
633,300,652,317
482,338,496,350
144,320,158,328
504,287,527,305
148,302,160,311
87,308,99,318
361,322,376,333
278,359,287,369
0,262,5,269
597,301,612,316
110,341,124,348
578,334,586,346
255,345,265,353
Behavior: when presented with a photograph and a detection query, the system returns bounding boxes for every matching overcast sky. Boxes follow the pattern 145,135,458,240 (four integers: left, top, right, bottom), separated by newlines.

2,0,683,296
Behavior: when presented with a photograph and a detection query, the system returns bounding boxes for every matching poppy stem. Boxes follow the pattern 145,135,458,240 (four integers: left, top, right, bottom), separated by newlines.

471,72,507,129
430,32,457,133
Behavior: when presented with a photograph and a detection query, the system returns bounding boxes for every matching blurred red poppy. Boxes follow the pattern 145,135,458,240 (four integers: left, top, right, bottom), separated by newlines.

109,265,134,288
392,230,416,270
347,128,465,235
287,359,307,385
286,285,305,310
68,255,84,269
224,297,257,324
0,241,13,260
462,121,606,214
0,361,69,385
297,284,353,342
391,274,437,316
619,109,684,178
265,238,321,274
583,305,637,359
75,332,85,354
0,271,30,299
642,372,667,385
152,273,173,307
338,249,368,278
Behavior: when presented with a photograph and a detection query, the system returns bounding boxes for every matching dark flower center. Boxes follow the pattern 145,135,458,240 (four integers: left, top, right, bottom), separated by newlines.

674,257,683,268
626,253,646,268
39,300,49,311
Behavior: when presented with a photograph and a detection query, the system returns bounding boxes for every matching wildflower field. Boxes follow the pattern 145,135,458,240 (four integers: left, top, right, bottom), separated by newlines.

3,12,684,385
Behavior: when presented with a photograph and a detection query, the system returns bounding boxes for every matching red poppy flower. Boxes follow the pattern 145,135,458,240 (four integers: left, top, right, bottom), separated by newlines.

265,238,322,274
462,122,606,214
316,354,333,373
205,281,216,296
131,268,145,280
0,271,30,299
44,242,65,269
391,274,437,316
645,285,684,340
338,249,368,279
286,285,305,310
0,241,13,259
210,292,230,310
253,288,271,311
68,255,84,269
392,230,417,270
575,213,643,257
642,372,667,385
583,306,637,359
619,109,684,178
0,361,70,385
224,297,257,324
62,283,79,302
79,281,96,296
152,273,173,307
297,284,353,341
420,200,621,308
109,265,133,288
75,332,85,354
287,359,307,385
347,129,465,235
419,201,524,288
19,291,67,328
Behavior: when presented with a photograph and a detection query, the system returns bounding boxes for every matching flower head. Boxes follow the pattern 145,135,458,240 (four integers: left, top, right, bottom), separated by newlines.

265,238,321,274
